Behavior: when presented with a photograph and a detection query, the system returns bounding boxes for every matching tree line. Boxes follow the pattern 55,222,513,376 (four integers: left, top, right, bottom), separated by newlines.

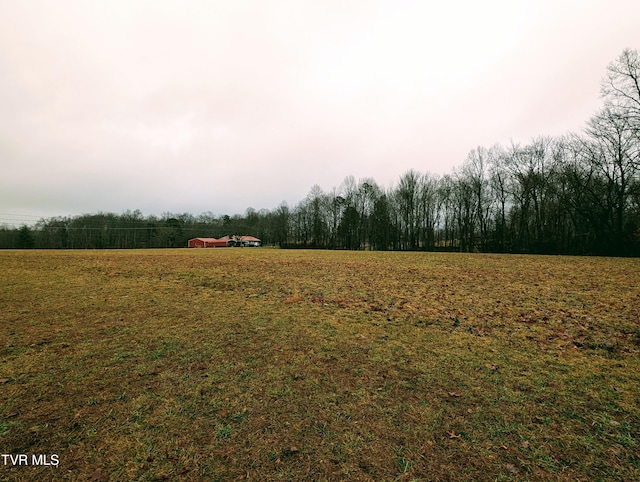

2,49,639,255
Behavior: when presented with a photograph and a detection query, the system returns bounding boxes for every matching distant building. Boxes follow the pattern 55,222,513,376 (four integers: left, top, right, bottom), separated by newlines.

240,235,261,247
187,237,218,248
187,235,261,248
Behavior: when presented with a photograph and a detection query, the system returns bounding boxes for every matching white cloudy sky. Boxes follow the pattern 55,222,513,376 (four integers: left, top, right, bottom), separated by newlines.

1,0,638,224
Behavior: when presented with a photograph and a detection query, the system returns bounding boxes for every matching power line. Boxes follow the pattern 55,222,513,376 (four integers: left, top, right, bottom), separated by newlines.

39,226,210,231
0,213,256,232
0,221,37,226
0,219,40,227
1,224,226,232
0,217,250,229
0,213,52,228
0,212,44,218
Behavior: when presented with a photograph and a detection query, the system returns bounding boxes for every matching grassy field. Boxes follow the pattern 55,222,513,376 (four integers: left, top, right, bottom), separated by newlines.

1,249,639,481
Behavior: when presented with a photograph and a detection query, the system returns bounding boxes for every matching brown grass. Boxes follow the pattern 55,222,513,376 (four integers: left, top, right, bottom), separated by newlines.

1,249,639,481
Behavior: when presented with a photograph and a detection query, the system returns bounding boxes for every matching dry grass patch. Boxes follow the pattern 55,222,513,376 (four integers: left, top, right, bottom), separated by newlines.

1,249,639,481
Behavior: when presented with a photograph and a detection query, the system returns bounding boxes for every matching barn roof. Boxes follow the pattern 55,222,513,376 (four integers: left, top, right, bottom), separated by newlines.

190,237,218,242
240,235,261,242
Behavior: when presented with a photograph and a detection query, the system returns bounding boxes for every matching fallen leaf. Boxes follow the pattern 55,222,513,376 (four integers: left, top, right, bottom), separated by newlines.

448,391,461,397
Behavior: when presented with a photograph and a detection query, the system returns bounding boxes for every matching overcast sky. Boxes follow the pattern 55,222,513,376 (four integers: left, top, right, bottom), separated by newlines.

1,0,638,225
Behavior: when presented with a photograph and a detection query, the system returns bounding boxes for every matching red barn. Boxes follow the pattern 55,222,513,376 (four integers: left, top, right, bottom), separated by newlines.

187,237,218,248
